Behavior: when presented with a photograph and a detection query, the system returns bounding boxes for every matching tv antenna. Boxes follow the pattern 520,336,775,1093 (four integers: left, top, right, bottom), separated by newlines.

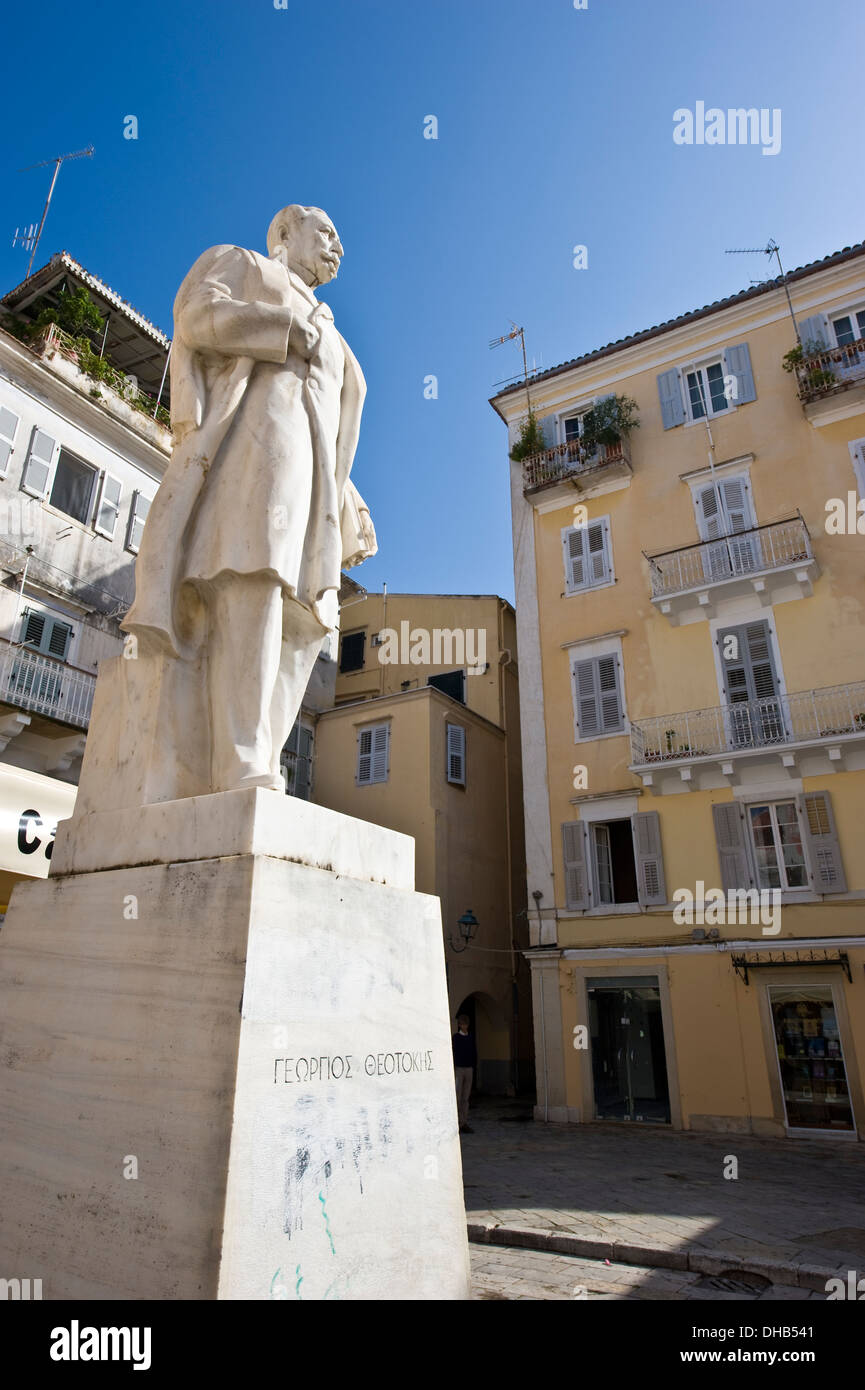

16,146,94,279
725,238,799,343
490,321,533,413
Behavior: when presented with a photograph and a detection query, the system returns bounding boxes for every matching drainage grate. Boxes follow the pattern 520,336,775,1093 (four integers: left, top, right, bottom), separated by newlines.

696,1270,772,1294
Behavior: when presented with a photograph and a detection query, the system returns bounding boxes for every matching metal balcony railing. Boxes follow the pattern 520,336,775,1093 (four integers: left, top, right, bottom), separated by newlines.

34,323,171,427
630,682,865,767
796,336,865,404
0,642,96,729
522,436,631,492
647,516,813,599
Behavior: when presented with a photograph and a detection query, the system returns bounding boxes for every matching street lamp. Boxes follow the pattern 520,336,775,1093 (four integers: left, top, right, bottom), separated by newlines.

449,909,479,953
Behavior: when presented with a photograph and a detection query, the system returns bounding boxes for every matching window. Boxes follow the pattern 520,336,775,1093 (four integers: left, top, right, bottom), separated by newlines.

446,723,466,786
563,413,586,442
340,630,366,673
0,406,19,476
686,361,729,419
712,791,847,896
562,811,666,910
769,986,854,1132
281,720,313,800
357,722,389,784
693,475,760,578
94,473,123,539
428,669,465,704
830,309,865,347
572,652,623,738
126,491,152,553
20,608,73,660
563,517,613,594
657,343,756,429
747,801,808,890
49,449,98,524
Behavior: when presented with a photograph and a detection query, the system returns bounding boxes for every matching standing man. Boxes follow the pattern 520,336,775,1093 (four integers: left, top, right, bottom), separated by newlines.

122,204,376,795
452,1013,477,1135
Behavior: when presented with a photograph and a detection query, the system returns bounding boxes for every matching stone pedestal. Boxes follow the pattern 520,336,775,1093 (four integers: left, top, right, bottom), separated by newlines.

0,791,470,1300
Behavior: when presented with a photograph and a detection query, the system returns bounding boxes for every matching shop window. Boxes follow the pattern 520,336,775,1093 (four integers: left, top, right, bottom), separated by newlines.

770,986,854,1132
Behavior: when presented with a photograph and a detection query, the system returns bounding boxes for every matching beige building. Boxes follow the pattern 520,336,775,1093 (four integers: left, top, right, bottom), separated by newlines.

311,590,532,1094
493,241,865,1138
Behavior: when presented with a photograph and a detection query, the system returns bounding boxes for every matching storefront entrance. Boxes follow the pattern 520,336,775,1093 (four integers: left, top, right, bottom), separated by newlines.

769,985,855,1133
588,977,671,1123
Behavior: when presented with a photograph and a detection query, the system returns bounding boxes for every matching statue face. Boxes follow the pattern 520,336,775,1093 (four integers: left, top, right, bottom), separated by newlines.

286,210,344,286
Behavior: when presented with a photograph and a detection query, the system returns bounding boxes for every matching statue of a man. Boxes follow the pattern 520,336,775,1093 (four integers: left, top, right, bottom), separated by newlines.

122,205,376,794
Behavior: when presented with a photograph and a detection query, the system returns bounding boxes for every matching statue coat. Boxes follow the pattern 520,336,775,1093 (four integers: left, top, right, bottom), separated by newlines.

123,243,376,656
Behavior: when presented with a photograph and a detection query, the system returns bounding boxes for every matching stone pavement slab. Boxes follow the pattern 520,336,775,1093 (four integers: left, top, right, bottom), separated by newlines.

463,1099,865,1292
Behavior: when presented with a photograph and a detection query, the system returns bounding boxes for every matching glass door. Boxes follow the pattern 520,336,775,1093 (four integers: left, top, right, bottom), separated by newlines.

769,985,855,1132
588,978,671,1123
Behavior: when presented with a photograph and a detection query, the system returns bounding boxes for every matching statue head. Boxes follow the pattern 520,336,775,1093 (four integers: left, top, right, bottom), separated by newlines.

266,205,344,287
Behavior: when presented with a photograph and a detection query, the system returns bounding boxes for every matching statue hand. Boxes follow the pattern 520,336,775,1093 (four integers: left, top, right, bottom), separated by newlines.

288,316,319,361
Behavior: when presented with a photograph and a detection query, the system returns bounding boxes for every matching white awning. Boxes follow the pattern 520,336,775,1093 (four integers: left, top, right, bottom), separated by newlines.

0,761,76,879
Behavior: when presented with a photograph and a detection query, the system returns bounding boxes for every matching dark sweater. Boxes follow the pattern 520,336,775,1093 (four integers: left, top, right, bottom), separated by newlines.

452,1031,477,1068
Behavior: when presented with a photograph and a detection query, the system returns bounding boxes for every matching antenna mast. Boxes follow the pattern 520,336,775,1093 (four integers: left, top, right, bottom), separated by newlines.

726,238,799,343
490,321,532,415
17,146,94,279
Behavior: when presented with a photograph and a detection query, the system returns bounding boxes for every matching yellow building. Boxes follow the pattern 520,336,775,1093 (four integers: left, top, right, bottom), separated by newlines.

311,589,532,1094
492,242,865,1139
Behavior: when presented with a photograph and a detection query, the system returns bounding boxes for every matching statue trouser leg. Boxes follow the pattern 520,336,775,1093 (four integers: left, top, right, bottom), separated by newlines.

268,596,327,783
207,573,286,792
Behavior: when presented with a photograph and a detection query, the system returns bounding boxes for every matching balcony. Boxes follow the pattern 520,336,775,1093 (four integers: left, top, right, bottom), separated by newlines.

646,516,818,625
0,642,95,730
630,681,865,793
522,436,632,503
796,337,865,426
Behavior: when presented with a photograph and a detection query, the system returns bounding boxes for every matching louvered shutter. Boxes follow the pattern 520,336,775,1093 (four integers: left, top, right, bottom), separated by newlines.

47,619,72,659
21,611,46,649
564,527,585,591
0,406,19,474
632,811,667,906
721,342,757,404
697,484,724,541
446,723,466,785
562,821,590,909
541,414,557,448
712,802,756,891
720,621,781,745
721,477,759,572
657,368,686,429
371,724,389,782
22,428,55,496
587,521,609,585
574,658,600,735
357,728,373,783
95,473,123,538
798,314,831,351
597,654,622,731
798,791,847,894
126,491,151,553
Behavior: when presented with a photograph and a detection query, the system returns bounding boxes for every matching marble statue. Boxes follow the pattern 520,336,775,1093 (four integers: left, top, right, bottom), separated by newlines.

122,205,376,793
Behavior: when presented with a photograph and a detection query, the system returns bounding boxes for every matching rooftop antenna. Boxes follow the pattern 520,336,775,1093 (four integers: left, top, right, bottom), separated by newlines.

490,321,532,415
725,238,799,343
17,146,94,279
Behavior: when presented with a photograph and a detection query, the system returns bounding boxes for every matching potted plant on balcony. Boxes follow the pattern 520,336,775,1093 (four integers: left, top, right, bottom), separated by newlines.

782,340,837,392
580,394,640,454
509,410,547,462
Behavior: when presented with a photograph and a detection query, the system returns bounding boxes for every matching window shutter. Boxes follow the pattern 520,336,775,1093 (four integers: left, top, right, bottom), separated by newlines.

697,483,724,540
587,521,609,585
798,791,847,894
22,428,55,497
564,527,586,591
721,342,757,405
46,619,72,659
597,655,622,731
126,491,151,552
712,802,756,891
657,368,686,429
371,724,389,783
357,728,373,784
562,821,590,909
540,414,557,448
446,723,466,785
95,472,123,538
0,406,19,475
574,657,600,736
21,610,46,649
798,314,831,351
631,810,667,906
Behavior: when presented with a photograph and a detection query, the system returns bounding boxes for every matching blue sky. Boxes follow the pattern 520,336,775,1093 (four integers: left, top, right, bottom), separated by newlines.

2,0,863,604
